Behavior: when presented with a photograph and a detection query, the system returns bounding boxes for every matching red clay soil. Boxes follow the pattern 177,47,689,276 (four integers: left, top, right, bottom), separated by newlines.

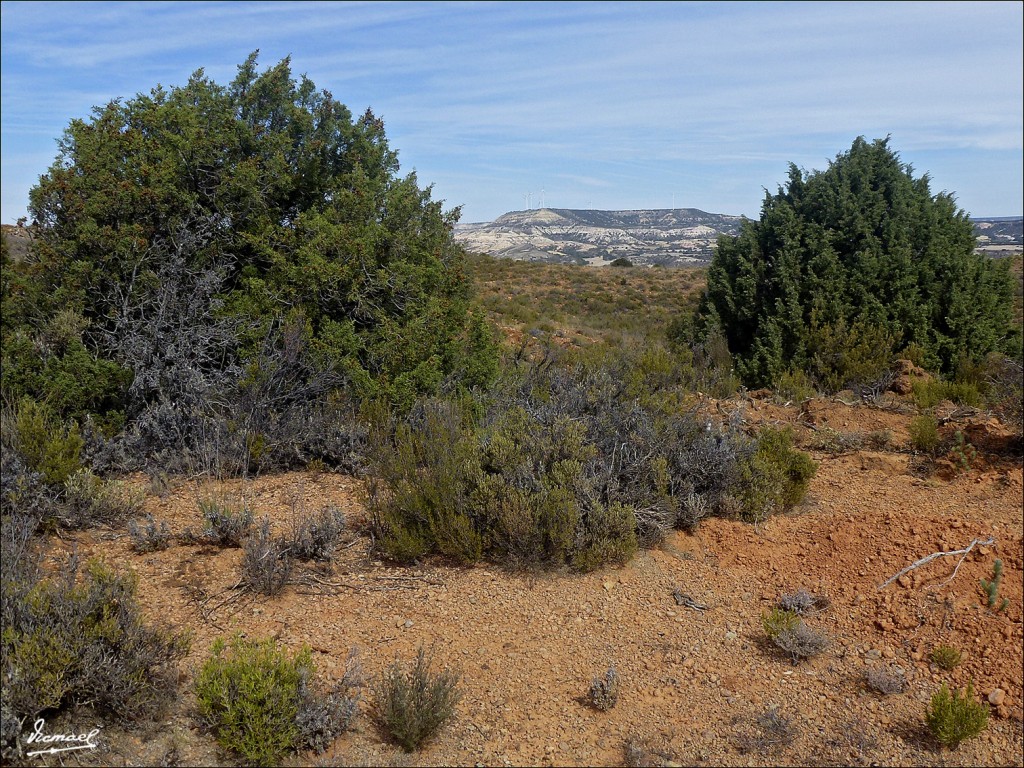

32,396,1024,767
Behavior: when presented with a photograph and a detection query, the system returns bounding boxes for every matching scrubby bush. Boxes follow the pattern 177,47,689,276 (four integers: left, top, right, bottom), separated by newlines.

773,622,828,663
296,653,362,754
773,368,817,403
909,415,941,453
930,644,962,670
61,469,143,528
735,427,816,523
777,589,829,615
196,635,357,765
128,514,172,553
196,636,306,765
926,681,989,748
588,665,620,711
987,355,1023,435
735,706,797,754
912,378,982,409
198,497,253,547
11,398,83,486
373,646,461,752
242,518,292,596
289,505,348,562
865,666,906,695
1,538,189,735
762,607,827,663
368,352,816,571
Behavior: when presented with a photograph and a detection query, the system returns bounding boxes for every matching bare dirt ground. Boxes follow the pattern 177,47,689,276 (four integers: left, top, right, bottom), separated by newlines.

33,395,1024,767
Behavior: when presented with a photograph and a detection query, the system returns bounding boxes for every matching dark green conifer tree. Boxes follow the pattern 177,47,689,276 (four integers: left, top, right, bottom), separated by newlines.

696,137,1017,390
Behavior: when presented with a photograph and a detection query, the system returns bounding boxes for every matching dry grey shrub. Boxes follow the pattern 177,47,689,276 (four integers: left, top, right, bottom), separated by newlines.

373,647,461,752
622,736,676,767
864,666,907,695
677,491,711,530
128,514,172,553
298,651,363,754
588,665,620,711
198,497,252,547
242,518,292,596
778,588,830,615
735,706,798,754
290,504,348,562
773,622,829,663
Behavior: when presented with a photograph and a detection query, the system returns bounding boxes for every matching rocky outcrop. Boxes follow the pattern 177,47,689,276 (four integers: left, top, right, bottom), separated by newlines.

455,210,1023,267
454,208,746,266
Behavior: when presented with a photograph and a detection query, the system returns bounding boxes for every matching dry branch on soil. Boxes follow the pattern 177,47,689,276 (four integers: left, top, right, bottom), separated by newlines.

877,537,995,590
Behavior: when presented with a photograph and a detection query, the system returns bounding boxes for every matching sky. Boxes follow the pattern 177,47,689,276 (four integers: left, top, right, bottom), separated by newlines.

1,1,1022,226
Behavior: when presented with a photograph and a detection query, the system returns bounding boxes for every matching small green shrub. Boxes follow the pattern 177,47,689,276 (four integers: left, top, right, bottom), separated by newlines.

373,646,461,752
196,636,315,765
930,644,962,670
912,379,982,409
773,368,817,403
737,427,817,522
761,608,801,639
588,665,620,711
195,636,360,763
909,415,940,453
950,430,978,474
13,398,83,485
926,681,989,748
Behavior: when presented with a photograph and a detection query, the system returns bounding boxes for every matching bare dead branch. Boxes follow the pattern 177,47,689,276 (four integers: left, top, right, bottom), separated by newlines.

877,537,995,590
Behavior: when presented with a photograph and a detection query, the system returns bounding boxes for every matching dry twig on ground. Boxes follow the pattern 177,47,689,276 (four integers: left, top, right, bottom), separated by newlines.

877,537,995,590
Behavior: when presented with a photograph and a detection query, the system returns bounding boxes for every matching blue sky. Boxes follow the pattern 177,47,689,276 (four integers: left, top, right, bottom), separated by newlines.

2,1,1021,225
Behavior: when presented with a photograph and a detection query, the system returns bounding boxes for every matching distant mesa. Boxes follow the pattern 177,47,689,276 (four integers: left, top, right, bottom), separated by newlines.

3,213,1021,269
454,208,1023,267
